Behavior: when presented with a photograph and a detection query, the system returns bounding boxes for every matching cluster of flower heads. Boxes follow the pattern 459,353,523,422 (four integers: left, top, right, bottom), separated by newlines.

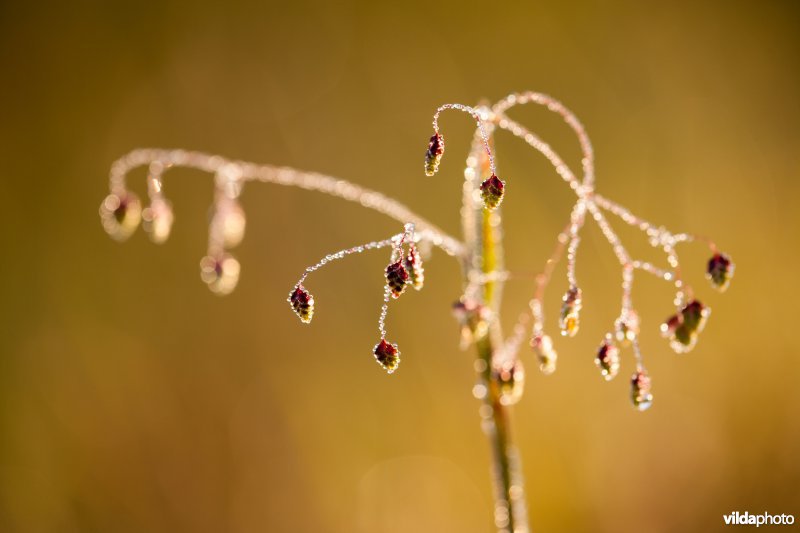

426,103,507,212
100,163,428,375
101,92,734,412
100,148,465,380
100,157,247,295
423,92,735,411
287,223,424,373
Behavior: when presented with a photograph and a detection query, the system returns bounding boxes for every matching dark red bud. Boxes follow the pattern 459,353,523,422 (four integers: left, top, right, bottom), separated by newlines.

373,339,401,373
385,261,409,299
479,174,505,210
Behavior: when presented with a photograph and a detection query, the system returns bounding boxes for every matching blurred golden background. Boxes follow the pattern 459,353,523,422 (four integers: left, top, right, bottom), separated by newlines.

1,1,798,531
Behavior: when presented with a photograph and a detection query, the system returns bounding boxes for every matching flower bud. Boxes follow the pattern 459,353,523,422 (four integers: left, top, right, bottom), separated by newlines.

424,133,445,176
559,287,582,337
630,370,653,411
100,191,142,241
373,339,401,373
681,300,708,333
595,338,620,381
199,253,240,295
479,174,505,210
385,261,409,299
707,253,734,292
289,285,315,324
531,334,557,375
142,197,174,244
614,311,640,346
404,245,425,291
495,359,525,405
661,299,710,354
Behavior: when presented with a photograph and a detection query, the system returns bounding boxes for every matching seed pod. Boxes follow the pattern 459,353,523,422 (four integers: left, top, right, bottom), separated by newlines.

706,253,734,292
630,370,653,411
495,359,525,406
424,133,445,176
559,287,582,337
531,334,557,375
373,339,400,373
385,260,409,299
595,337,620,381
142,197,174,244
288,285,315,324
99,191,142,241
479,174,505,210
199,253,240,295
404,245,425,291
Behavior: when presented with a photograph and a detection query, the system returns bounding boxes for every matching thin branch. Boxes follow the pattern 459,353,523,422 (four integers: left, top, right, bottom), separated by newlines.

108,148,466,258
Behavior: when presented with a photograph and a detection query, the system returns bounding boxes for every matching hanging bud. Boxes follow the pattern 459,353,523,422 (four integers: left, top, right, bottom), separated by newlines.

385,260,409,299
199,253,241,295
479,174,505,210
424,132,445,176
288,285,315,324
614,311,640,347
211,196,247,249
531,333,558,375
630,370,653,411
373,339,401,373
142,197,174,244
495,359,525,406
559,287,582,337
404,244,425,291
99,191,142,241
661,299,710,354
595,337,620,381
707,253,735,292
681,300,709,333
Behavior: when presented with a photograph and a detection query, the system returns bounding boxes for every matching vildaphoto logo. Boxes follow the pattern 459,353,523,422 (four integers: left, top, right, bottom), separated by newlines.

723,512,795,527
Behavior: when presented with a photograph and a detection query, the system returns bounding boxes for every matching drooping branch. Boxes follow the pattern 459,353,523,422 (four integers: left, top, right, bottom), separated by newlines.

103,148,466,258
481,97,733,397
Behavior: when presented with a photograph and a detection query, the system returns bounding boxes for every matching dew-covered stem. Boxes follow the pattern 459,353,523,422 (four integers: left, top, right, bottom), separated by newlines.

464,124,529,533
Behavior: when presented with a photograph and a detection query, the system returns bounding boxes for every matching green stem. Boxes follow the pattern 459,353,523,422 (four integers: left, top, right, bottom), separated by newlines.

464,120,529,532
476,329,527,532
